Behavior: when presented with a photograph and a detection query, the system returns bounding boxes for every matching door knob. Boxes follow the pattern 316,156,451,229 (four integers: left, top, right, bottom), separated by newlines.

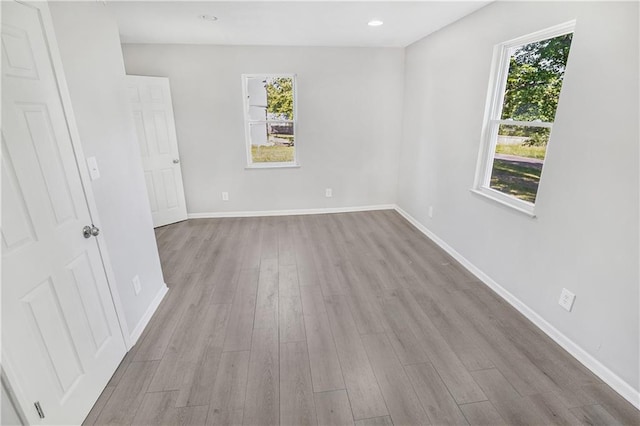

83,225,100,238
173,159,180,164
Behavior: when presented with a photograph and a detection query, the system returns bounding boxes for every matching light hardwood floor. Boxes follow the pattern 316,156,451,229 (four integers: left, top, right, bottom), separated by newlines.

84,210,639,425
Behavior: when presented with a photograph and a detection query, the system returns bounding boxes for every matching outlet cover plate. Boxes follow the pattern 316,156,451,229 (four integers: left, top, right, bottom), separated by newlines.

325,188,332,198
559,288,575,312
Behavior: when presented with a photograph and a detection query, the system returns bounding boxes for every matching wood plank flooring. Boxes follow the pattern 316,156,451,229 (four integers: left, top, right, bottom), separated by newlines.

85,210,639,425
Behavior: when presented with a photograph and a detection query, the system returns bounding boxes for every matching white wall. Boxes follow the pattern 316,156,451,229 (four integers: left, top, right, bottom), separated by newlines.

49,2,166,342
121,44,404,214
397,0,639,397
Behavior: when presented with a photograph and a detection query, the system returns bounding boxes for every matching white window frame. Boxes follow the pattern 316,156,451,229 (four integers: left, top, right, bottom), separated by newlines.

242,73,299,169
472,21,576,217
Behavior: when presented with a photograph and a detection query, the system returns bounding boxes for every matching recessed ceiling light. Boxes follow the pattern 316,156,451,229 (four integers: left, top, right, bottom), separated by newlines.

368,19,384,27
199,14,218,22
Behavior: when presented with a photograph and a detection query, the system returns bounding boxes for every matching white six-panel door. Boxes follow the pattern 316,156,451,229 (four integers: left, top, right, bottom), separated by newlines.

126,76,188,228
1,1,127,423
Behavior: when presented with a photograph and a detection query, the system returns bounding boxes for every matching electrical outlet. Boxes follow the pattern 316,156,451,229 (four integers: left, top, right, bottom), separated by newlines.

428,206,434,218
132,275,142,295
325,188,333,198
558,288,575,312
222,192,229,201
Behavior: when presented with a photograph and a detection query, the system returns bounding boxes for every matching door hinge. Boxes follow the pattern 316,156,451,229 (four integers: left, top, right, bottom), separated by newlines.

34,401,45,419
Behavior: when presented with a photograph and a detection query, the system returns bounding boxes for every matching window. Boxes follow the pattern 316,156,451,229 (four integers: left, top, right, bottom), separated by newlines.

242,74,297,168
473,22,574,215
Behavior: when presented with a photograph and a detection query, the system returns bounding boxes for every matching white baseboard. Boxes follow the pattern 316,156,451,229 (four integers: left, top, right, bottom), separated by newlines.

187,204,396,219
128,283,168,346
393,205,640,410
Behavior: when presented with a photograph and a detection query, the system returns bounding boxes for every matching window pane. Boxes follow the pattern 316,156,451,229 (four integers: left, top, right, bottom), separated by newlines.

500,33,573,122
249,122,295,163
265,77,294,120
246,76,294,121
490,124,551,203
246,77,268,121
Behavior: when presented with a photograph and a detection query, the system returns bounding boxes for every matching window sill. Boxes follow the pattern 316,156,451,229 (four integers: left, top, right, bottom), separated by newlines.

245,163,301,170
470,188,537,218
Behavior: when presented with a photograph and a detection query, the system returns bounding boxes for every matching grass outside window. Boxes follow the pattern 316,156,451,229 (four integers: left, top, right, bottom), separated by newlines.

251,145,295,163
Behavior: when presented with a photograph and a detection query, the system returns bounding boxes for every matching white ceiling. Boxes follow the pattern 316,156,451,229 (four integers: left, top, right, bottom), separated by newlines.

109,1,491,47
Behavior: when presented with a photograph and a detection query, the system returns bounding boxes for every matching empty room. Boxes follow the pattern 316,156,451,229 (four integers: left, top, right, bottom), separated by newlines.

1,0,638,425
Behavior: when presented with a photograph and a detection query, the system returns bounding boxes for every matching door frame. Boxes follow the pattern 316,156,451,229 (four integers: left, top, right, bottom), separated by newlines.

2,0,133,420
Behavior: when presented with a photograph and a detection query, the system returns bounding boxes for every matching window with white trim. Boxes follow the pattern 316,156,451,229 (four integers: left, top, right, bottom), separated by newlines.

242,74,297,168
473,22,574,215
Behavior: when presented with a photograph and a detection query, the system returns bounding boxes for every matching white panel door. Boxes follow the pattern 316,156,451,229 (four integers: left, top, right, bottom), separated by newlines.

126,75,187,227
1,2,127,424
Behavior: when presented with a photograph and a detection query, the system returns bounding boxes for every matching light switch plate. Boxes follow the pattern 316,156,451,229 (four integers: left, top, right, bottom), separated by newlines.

559,288,576,312
86,156,100,180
